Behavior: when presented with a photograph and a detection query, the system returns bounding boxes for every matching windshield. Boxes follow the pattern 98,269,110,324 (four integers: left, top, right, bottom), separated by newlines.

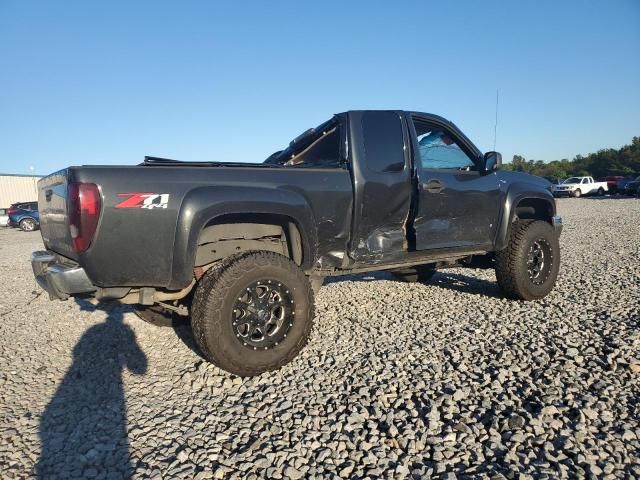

563,177,582,184
264,117,337,165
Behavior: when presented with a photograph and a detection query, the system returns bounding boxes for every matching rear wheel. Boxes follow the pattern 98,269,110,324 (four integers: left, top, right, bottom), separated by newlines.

597,187,605,196
191,251,314,377
19,218,36,232
495,220,560,300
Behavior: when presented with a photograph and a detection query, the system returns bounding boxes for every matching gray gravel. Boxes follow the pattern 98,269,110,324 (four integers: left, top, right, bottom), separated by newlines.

0,197,639,479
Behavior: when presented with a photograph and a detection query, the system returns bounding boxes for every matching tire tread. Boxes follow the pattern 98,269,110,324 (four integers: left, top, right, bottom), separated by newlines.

191,251,314,376
495,219,559,301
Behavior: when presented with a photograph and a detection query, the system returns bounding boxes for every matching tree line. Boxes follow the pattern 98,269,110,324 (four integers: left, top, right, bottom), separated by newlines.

503,136,640,179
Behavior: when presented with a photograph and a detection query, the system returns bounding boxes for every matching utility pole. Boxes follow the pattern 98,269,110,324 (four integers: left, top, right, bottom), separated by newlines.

493,89,499,151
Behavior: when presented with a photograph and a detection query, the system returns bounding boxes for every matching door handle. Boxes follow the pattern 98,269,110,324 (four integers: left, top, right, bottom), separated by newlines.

422,179,444,193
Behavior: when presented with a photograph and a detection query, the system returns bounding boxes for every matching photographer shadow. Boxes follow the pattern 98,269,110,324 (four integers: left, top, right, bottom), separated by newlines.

36,300,147,479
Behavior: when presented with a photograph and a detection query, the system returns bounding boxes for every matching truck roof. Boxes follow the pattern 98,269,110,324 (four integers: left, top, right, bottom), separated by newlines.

344,110,453,126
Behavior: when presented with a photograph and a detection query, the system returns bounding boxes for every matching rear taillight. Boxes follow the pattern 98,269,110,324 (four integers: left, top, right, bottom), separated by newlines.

8,208,16,215
68,182,101,253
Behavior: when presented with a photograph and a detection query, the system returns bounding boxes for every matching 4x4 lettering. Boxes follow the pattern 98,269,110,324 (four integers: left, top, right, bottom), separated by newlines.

116,193,169,209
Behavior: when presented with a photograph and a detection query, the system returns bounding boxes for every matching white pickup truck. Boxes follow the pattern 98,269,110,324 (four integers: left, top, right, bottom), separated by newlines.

551,176,608,198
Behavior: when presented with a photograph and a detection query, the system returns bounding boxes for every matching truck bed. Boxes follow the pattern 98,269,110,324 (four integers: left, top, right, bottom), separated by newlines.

38,164,353,289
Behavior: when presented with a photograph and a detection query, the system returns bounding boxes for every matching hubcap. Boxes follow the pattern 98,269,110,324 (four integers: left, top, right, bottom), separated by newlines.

232,280,294,350
527,239,552,285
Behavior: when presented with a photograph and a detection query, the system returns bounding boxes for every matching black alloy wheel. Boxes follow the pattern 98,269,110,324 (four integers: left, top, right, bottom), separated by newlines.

526,239,553,285
232,280,295,350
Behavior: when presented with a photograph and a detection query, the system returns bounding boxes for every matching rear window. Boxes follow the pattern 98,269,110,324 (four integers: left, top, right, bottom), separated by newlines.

361,111,405,173
286,127,341,168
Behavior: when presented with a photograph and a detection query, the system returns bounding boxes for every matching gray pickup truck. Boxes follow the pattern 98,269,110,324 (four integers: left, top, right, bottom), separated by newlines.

32,110,562,376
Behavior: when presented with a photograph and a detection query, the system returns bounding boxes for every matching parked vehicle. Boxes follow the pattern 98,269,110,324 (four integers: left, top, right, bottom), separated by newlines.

544,177,564,186
623,176,640,196
597,176,624,194
0,208,9,227
8,201,40,231
31,110,562,376
616,175,640,193
551,176,608,197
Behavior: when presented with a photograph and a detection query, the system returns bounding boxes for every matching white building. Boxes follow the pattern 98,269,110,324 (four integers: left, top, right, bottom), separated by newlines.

0,174,42,208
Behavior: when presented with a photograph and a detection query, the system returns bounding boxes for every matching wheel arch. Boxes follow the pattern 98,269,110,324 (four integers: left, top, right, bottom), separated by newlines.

194,214,305,267
495,186,556,251
169,186,316,289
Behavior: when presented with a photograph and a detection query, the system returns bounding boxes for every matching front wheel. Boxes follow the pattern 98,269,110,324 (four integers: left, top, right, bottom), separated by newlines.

573,189,582,198
495,220,560,301
19,218,36,231
191,251,314,377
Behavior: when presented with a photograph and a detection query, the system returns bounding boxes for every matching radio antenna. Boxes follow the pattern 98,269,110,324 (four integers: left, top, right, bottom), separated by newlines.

493,89,499,151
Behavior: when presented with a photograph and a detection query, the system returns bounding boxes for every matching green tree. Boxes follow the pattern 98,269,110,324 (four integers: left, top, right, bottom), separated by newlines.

506,136,640,179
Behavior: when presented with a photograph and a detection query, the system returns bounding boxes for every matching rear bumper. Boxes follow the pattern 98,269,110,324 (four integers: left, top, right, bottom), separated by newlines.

31,251,96,300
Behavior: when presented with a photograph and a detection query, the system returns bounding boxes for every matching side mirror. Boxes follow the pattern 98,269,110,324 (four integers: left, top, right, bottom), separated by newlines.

483,151,502,172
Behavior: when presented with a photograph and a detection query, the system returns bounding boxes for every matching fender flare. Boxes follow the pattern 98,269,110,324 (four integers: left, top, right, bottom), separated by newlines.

494,183,556,251
169,186,317,289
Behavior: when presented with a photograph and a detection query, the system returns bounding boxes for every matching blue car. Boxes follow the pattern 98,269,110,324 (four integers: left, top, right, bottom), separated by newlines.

616,174,640,193
8,201,40,231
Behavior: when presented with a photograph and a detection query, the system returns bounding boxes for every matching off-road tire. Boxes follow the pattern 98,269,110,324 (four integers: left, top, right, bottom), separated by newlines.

20,218,36,232
134,305,188,328
573,189,582,198
495,220,560,300
191,251,314,377
393,265,437,283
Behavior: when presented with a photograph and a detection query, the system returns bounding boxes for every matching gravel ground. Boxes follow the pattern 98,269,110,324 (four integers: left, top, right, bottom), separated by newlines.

0,198,639,479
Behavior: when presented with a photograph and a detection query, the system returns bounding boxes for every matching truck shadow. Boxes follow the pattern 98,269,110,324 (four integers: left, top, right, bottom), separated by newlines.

429,272,503,298
173,321,205,359
36,300,147,479
326,270,503,298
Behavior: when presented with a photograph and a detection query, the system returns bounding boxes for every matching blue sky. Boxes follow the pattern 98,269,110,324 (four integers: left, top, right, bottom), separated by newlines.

1,0,639,175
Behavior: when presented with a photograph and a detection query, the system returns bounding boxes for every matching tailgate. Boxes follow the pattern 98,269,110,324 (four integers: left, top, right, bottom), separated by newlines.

38,169,77,260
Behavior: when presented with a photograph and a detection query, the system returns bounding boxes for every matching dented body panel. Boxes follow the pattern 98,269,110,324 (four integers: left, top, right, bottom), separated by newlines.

34,110,558,294
347,111,413,264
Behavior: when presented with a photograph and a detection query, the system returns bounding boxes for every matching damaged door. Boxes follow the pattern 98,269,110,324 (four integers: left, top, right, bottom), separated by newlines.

347,111,413,262
409,115,501,250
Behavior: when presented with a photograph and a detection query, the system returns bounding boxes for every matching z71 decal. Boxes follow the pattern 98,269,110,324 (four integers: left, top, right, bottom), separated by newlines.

116,193,170,209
